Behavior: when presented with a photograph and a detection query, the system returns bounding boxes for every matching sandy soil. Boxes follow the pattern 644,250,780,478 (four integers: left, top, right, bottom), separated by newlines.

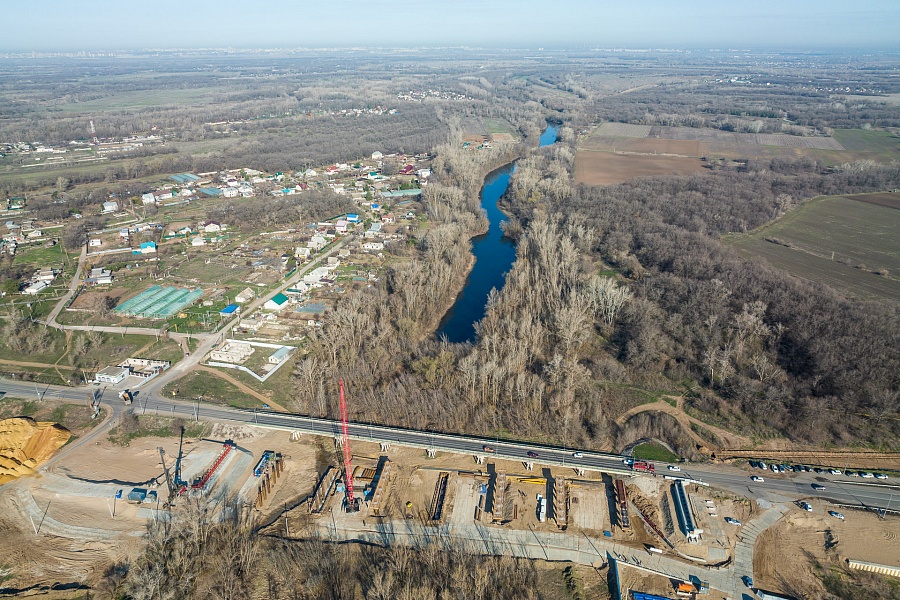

575,151,706,186
0,424,327,590
754,501,900,598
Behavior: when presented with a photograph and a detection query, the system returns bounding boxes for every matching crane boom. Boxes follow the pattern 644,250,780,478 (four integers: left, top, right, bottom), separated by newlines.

338,378,357,510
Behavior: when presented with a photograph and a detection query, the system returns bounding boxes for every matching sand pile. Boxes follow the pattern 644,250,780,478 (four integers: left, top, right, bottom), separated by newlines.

0,417,71,484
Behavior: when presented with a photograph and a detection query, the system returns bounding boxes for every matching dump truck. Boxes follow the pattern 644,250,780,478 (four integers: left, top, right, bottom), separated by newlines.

632,460,655,474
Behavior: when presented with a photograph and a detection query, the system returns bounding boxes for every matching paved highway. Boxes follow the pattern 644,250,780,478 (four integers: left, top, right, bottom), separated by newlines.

3,378,898,512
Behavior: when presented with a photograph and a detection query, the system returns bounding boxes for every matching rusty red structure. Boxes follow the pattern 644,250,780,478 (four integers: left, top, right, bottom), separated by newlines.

338,378,359,511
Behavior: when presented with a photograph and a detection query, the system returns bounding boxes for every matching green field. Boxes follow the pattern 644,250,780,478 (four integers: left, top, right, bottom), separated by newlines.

483,118,517,135
832,128,900,160
162,370,265,410
56,88,224,113
727,195,900,302
631,441,678,463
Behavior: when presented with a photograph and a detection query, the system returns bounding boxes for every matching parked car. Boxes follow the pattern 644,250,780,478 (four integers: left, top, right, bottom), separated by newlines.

527,451,539,458
724,517,741,525
750,476,764,482
811,484,826,491
830,469,842,475
482,445,495,453
813,468,823,474
792,465,802,472
828,511,845,520
860,472,875,479
743,575,754,588
749,461,758,468
758,461,767,470
572,452,583,458
874,473,889,480
799,502,812,511
667,465,681,471
846,471,859,477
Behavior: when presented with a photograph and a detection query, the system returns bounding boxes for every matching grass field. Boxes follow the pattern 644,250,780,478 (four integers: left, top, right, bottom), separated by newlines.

482,118,517,136
162,370,264,409
727,195,900,302
631,441,678,462
832,129,900,160
575,151,705,186
56,88,223,113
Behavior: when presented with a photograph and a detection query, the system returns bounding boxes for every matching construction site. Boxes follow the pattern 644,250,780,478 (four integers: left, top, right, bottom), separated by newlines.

1,381,898,599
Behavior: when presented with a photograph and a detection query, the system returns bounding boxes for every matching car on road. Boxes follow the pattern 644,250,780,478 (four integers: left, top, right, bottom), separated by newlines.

724,517,742,525
799,502,812,511
572,452,583,458
527,451,539,458
482,445,495,453
875,473,888,480
828,511,845,520
750,476,764,482
811,484,826,491
667,465,681,471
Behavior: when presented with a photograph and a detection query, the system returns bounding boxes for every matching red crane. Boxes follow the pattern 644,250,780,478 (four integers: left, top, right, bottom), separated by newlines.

338,378,359,511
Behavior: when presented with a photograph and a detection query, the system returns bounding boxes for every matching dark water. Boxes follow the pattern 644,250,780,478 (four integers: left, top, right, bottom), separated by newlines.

437,124,558,343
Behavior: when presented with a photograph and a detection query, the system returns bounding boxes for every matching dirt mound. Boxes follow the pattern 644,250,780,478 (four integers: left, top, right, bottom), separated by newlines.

0,417,71,484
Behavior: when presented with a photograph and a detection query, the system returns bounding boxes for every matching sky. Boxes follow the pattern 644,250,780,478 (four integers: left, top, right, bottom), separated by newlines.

2,0,898,52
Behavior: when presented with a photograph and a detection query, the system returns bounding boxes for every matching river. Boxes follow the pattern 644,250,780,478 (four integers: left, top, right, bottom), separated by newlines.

437,124,558,343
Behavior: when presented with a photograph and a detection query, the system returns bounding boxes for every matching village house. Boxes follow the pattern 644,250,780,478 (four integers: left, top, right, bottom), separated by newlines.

295,246,312,260
235,287,256,303
362,241,384,252
141,193,156,205
134,241,156,254
335,219,348,234
365,222,383,238
222,187,239,198
101,201,119,214
89,239,102,247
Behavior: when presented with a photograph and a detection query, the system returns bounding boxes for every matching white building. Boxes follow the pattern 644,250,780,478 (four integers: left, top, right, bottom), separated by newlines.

23,280,50,295
141,193,157,205
101,201,119,214
222,187,239,198
89,239,102,247
209,342,255,364
96,366,129,384
362,241,384,252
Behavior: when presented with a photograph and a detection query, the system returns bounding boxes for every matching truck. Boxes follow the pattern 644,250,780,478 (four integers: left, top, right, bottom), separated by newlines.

119,390,133,405
632,460,655,474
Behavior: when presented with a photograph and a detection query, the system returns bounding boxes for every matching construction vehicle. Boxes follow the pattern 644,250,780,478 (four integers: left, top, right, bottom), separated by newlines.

338,379,359,512
158,447,176,508
632,460,655,474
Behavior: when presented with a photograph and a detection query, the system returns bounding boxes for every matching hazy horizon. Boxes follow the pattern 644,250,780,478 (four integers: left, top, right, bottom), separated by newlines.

3,0,898,53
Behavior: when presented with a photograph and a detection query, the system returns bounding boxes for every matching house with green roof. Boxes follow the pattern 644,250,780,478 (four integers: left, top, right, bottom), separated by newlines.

264,292,290,311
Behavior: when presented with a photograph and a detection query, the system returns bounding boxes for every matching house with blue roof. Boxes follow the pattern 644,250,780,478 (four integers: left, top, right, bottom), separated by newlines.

134,241,157,254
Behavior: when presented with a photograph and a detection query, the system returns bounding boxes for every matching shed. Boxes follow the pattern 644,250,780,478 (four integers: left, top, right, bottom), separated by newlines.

220,304,239,316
